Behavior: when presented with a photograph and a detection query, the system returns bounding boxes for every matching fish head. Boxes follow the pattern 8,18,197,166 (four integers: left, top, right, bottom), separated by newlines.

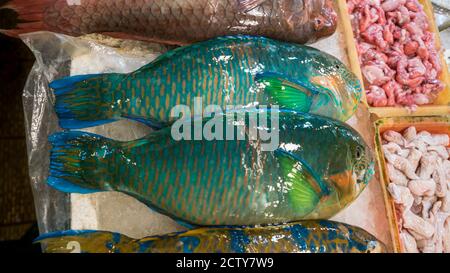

325,127,374,209
365,240,388,253
349,139,375,187
351,233,387,253
280,0,337,41
309,58,363,120
341,224,387,253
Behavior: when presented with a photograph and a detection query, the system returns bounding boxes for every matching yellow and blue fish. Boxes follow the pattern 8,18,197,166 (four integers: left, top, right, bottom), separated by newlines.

36,220,386,253
50,36,362,129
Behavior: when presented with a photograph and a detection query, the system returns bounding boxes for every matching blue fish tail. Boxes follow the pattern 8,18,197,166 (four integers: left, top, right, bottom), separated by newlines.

48,131,112,194
34,230,99,243
50,73,123,129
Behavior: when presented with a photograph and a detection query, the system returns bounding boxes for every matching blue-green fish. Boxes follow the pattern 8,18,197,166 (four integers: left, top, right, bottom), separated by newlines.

50,36,362,129
36,221,386,253
48,109,374,226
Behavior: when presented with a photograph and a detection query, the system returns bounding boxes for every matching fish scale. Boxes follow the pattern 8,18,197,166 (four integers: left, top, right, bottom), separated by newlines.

36,221,386,253
48,110,374,225
49,36,361,130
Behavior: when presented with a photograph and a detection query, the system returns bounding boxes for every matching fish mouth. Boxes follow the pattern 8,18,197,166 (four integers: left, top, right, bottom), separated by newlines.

328,170,360,202
327,165,369,205
366,240,388,253
310,73,360,117
286,0,337,41
330,73,360,105
310,75,346,116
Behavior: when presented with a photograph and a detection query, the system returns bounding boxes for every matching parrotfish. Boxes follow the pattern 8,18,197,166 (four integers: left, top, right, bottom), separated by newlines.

48,35,362,129
36,221,386,253
0,0,337,45
48,109,374,226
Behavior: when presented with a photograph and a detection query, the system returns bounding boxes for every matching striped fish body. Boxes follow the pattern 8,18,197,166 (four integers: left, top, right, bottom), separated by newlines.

37,221,386,253
2,0,337,45
51,36,362,130
49,110,374,225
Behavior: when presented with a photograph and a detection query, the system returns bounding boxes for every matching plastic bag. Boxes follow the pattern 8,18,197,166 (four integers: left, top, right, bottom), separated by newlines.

21,30,390,246
21,31,185,236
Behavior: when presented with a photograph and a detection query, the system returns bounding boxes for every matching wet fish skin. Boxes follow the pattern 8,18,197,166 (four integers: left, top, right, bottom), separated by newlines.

50,35,362,130
47,110,374,226
36,220,386,253
1,0,337,45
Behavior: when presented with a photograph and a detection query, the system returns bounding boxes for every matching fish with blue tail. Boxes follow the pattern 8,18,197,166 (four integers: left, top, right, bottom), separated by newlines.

47,109,374,226
49,35,362,129
36,221,386,253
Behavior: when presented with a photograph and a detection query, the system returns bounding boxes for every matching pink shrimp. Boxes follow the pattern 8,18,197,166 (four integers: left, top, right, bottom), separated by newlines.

382,80,398,106
349,0,444,107
361,23,388,49
366,85,388,107
404,41,419,56
405,0,420,12
408,57,426,79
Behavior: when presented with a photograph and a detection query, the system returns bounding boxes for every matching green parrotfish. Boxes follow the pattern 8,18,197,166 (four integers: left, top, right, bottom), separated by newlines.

48,109,374,226
49,35,362,129
36,221,386,253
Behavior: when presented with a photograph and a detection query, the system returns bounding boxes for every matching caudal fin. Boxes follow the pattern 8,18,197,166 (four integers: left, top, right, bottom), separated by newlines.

0,0,57,37
50,73,123,129
35,230,136,253
48,131,115,194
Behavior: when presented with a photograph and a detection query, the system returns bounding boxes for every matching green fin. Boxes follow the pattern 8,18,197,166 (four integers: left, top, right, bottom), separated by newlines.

256,73,315,113
275,149,329,216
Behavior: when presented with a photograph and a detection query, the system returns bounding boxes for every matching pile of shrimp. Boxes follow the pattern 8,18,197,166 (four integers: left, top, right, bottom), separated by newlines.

382,127,450,252
348,0,444,108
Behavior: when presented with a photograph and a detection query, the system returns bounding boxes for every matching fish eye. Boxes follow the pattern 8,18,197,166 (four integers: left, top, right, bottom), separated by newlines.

335,65,340,69
314,18,323,27
355,146,363,160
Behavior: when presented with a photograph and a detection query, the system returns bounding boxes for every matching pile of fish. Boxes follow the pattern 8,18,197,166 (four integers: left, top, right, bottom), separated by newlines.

2,0,385,253
382,127,450,252
39,34,381,252
348,0,444,108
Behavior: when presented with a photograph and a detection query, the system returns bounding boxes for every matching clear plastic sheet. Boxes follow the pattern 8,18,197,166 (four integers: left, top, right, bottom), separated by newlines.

21,31,169,234
21,30,391,248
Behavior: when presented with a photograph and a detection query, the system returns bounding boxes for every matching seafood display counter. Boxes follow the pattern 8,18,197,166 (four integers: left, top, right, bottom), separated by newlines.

338,0,450,117
375,116,450,252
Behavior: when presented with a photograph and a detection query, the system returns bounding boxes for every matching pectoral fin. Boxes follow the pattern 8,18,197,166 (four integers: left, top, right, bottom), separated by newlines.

275,149,330,216
256,73,316,113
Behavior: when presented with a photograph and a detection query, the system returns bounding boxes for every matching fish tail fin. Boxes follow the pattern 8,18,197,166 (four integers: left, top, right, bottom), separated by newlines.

35,230,137,253
48,131,117,194
0,0,57,37
50,73,124,129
